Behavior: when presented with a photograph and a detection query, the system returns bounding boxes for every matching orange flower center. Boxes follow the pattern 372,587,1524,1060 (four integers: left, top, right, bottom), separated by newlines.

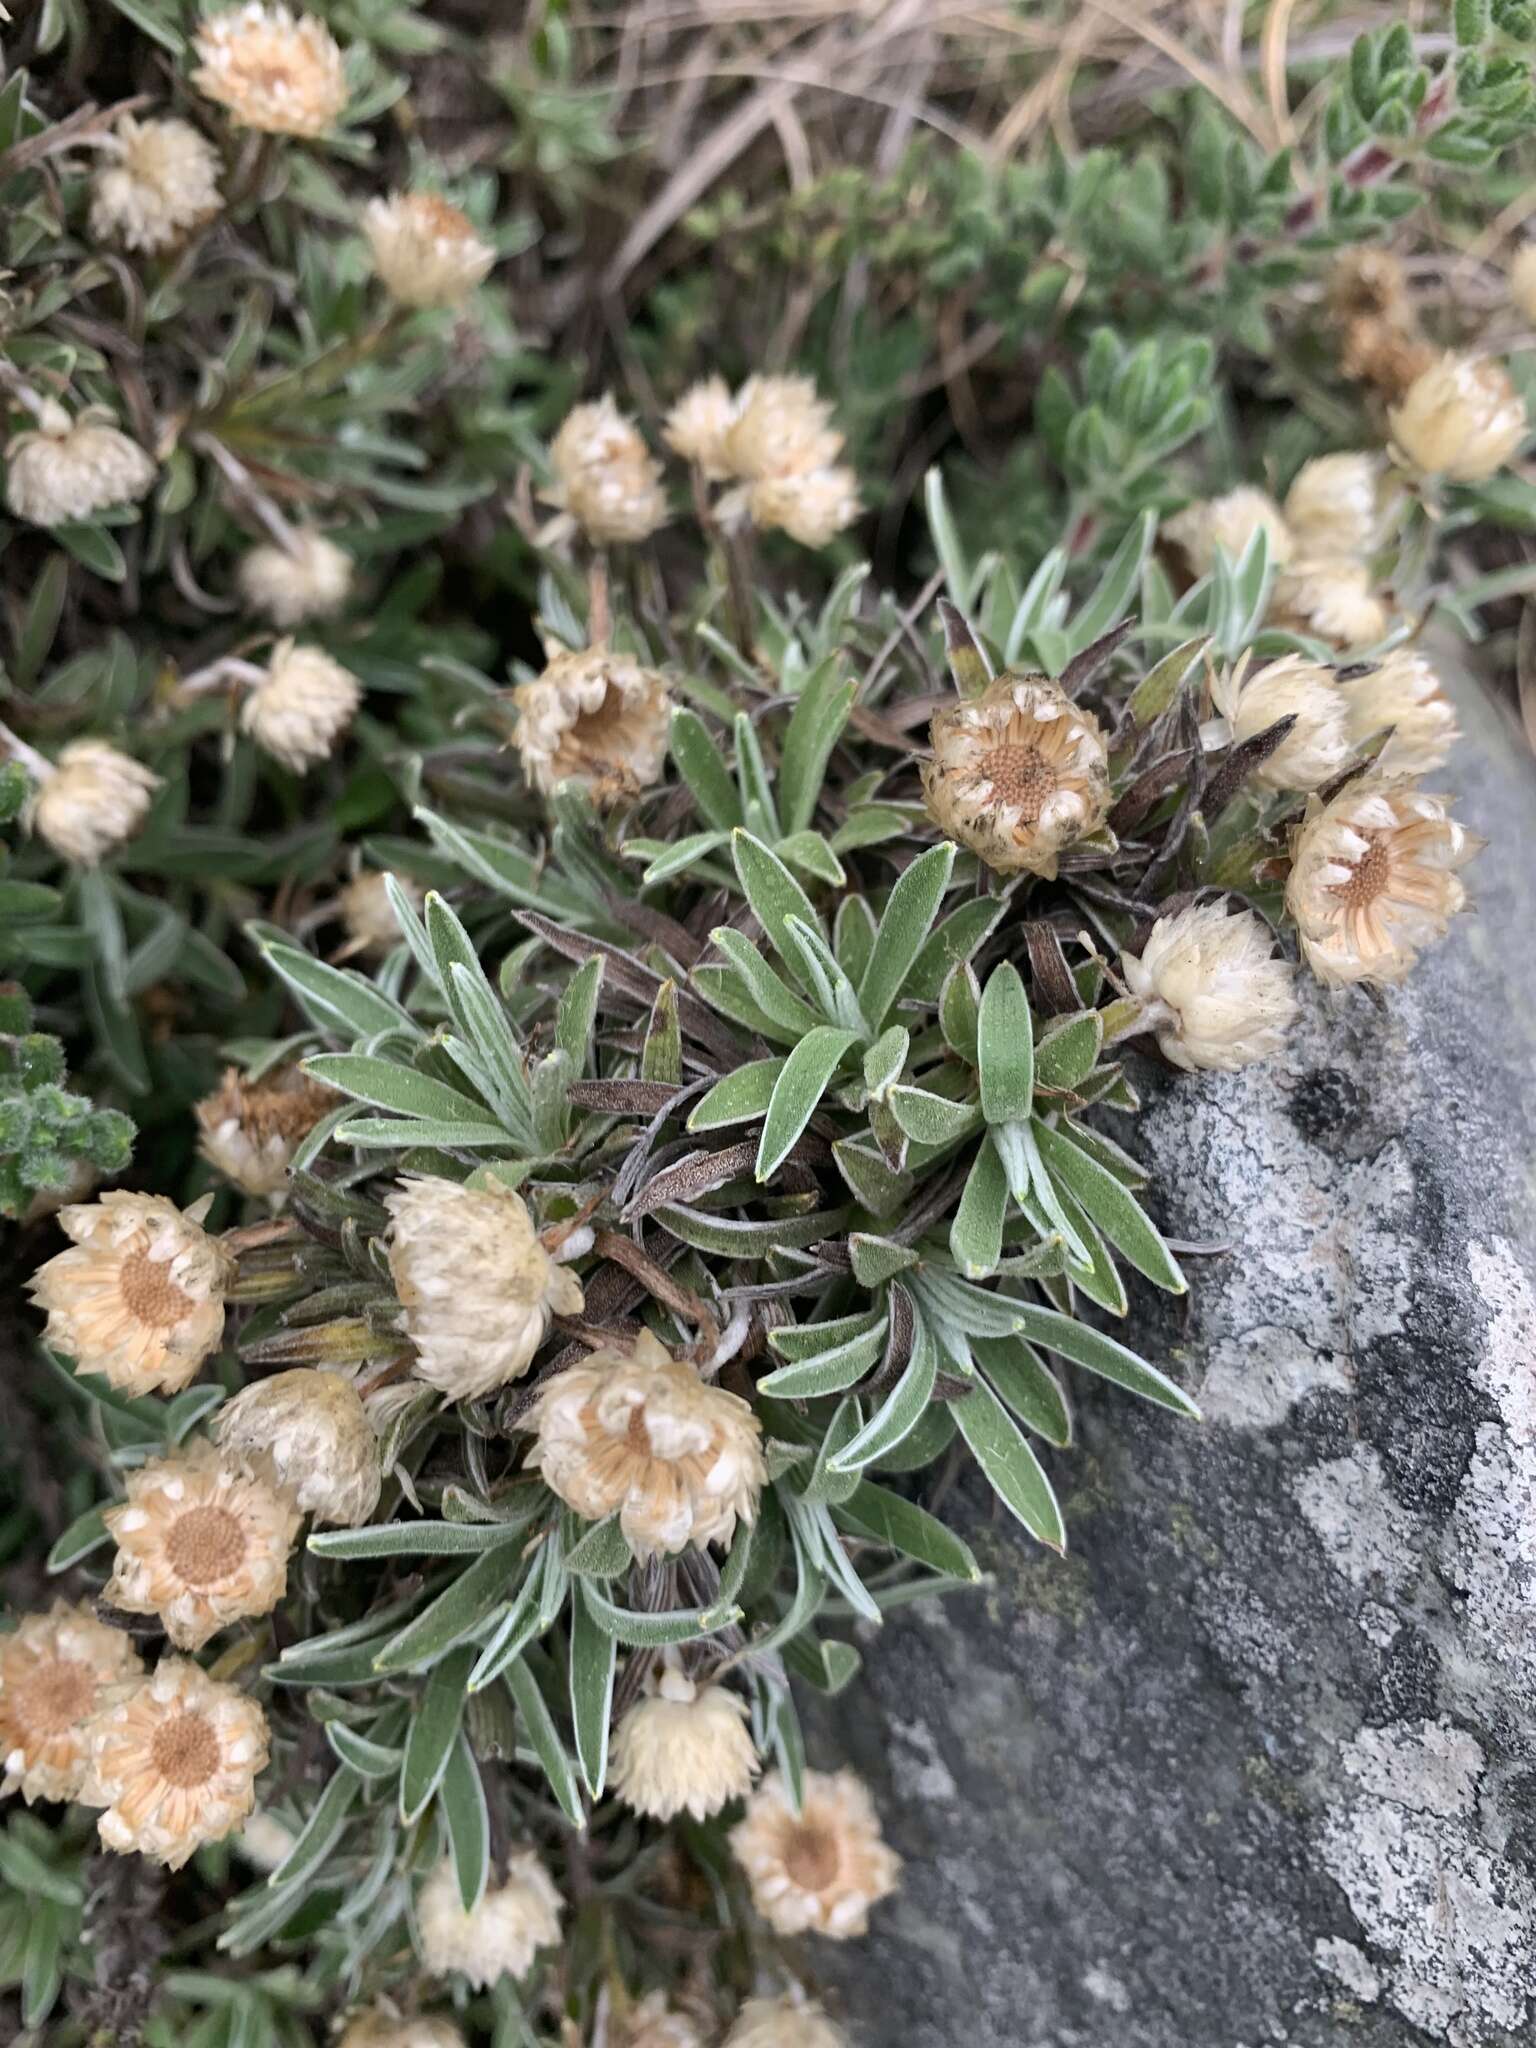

1334,834,1391,911
150,1709,220,1789
782,1820,842,1892
625,1403,654,1456
165,1505,248,1587
12,1657,94,1737
412,194,472,239
118,1250,193,1330
979,742,1057,824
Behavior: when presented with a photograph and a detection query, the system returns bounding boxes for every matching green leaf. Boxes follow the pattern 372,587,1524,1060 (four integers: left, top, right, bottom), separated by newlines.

578,1581,740,1646
555,956,604,1074
707,929,823,1039
828,1322,938,1473
1008,1299,1199,1415
325,1723,403,1780
105,0,186,53
304,1053,491,1126
949,1134,1009,1279
862,1025,909,1102
642,981,682,1084
978,962,1035,1124
778,658,857,834
835,1479,983,1582
262,943,415,1042
954,1378,1066,1549
1033,1119,1187,1293
268,1765,361,1891
670,709,743,831
857,843,955,1031
688,1058,786,1132
731,830,824,969
309,1520,534,1560
906,895,1009,1002
760,1314,887,1397
973,1336,1072,1446
564,1516,632,1579
756,1027,858,1180
847,1233,919,1287
400,1646,475,1822
733,713,781,840
46,1506,109,1572
440,1730,490,1912
504,1656,584,1827
372,1547,517,1674
939,961,981,1064
1034,1010,1105,1092
636,830,732,885
780,915,867,1032
1064,510,1154,655
569,1585,617,1798
887,1085,981,1148
337,1114,515,1150
54,521,127,583
777,830,846,888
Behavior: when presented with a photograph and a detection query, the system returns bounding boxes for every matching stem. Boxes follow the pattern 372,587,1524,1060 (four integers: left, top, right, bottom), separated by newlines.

193,433,301,552
586,551,612,645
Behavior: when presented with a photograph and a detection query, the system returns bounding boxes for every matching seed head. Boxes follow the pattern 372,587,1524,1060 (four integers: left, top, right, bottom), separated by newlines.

513,646,671,804
6,407,156,527
610,1667,760,1821
195,1064,338,1200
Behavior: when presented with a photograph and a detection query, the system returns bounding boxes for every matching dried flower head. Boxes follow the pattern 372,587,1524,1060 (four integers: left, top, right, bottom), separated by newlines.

1341,648,1460,776
362,193,495,309
339,2010,467,2048
747,468,861,548
103,1439,301,1650
28,739,160,866
723,1994,848,2048
1286,777,1477,987
0,1602,143,1804
1270,560,1390,651
28,1189,231,1396
1511,243,1536,324
513,646,671,803
214,1367,382,1526
1210,654,1350,793
1388,353,1527,482
386,1175,583,1400
89,116,223,253
417,1853,562,1988
192,5,348,136
1120,902,1297,1073
547,396,668,545
195,1064,337,1199
923,673,1111,879
722,375,843,481
241,639,362,771
238,529,353,628
340,868,418,955
729,1768,901,1939
663,378,738,480
526,1329,765,1559
610,1666,760,1820
1283,453,1390,559
621,1994,706,2048
81,1656,269,1868
6,406,156,527
1163,486,1292,576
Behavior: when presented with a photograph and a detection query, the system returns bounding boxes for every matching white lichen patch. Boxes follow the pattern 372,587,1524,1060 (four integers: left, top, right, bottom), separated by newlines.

1314,1935,1382,2002
1292,1446,1420,1597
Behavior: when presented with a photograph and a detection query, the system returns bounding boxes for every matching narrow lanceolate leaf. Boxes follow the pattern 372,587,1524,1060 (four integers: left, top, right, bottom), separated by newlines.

310,1520,532,1561
862,1025,909,1103
504,1658,584,1827
887,1085,982,1150
262,943,416,1042
400,1645,475,1822
372,1545,517,1674
939,961,981,1065
778,657,857,835
708,929,823,1039
781,916,867,1034
689,1058,786,1132
303,1054,491,1126
1033,1118,1187,1294
828,1321,938,1473
973,1336,1072,1446
267,1765,362,1892
731,830,824,968
759,1316,887,1397
950,1133,1009,1279
978,961,1035,1124
440,1730,490,1912
954,1377,1066,1550
1034,1009,1105,1092
857,842,955,1031
835,1480,983,1583
756,1028,858,1182
670,708,744,831
1008,1300,1200,1417
555,955,604,1074
569,1585,617,1799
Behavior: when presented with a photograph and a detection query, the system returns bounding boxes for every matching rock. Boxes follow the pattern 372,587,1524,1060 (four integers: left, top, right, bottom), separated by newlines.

812,665,1536,2048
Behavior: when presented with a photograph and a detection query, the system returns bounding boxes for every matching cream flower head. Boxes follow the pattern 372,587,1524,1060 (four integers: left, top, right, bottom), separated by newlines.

214,1367,382,1526
1270,561,1389,651
0,1601,143,1804
922,673,1111,879
192,5,348,136
195,1064,337,1200
1163,485,1292,576
362,192,495,308
1285,777,1477,988
340,867,419,955
417,1852,562,1988
28,1189,231,1396
747,467,861,548
386,1175,583,1401
339,2010,467,2048
663,377,738,480
1120,901,1297,1073
729,1768,901,1939
6,406,156,527
722,375,843,481
547,396,668,545
525,1330,765,1560
723,1994,848,2048
621,1994,706,2048
1210,654,1350,793
81,1656,269,1868
513,646,671,804
1388,352,1527,482
1283,453,1389,559
237,529,353,628
240,639,362,771
1341,648,1459,776
89,116,223,253
104,1439,301,1650
28,740,160,866
610,1666,760,1821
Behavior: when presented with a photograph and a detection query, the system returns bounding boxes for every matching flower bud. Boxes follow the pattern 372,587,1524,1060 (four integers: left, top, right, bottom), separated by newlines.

722,375,843,481
5,409,156,527
1163,486,1292,576
663,377,738,479
1120,902,1297,1073
192,4,348,136
1283,453,1390,559
724,1996,848,2048
241,639,362,771
362,193,495,309
1269,561,1389,650
1388,353,1526,482
1341,648,1459,775
610,1667,760,1820
341,868,420,955
238,529,353,627
1211,654,1350,792
339,2010,467,2048
28,740,160,866
547,396,667,545
214,1367,383,1526
90,116,223,253
417,1853,562,1987
746,467,861,547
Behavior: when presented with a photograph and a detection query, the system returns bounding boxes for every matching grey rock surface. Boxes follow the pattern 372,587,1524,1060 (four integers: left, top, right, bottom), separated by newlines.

813,667,1536,2048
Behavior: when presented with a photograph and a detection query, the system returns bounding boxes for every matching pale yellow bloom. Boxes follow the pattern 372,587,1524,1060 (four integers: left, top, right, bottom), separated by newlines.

747,467,861,548
663,378,738,480
1388,352,1526,482
103,1439,301,1651
722,376,843,481
1341,648,1459,776
241,639,361,771
723,1995,849,2048
339,2009,467,2048
1120,902,1296,1073
513,646,671,803
526,1330,764,1559
89,116,222,253
1283,453,1390,559
923,673,1111,879
192,5,348,136
28,1190,231,1396
610,1667,760,1821
417,1853,562,1988
362,193,495,309
6,406,156,527
729,1768,900,1939
1164,486,1292,576
29,740,160,866
547,397,667,545
1286,777,1477,987
237,529,353,627
386,1175,583,1401
1270,560,1389,651
214,1367,382,1526
81,1656,269,1868
622,1993,706,2048
1511,243,1536,324
195,1064,337,1199
0,1602,143,1804
1210,654,1350,793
